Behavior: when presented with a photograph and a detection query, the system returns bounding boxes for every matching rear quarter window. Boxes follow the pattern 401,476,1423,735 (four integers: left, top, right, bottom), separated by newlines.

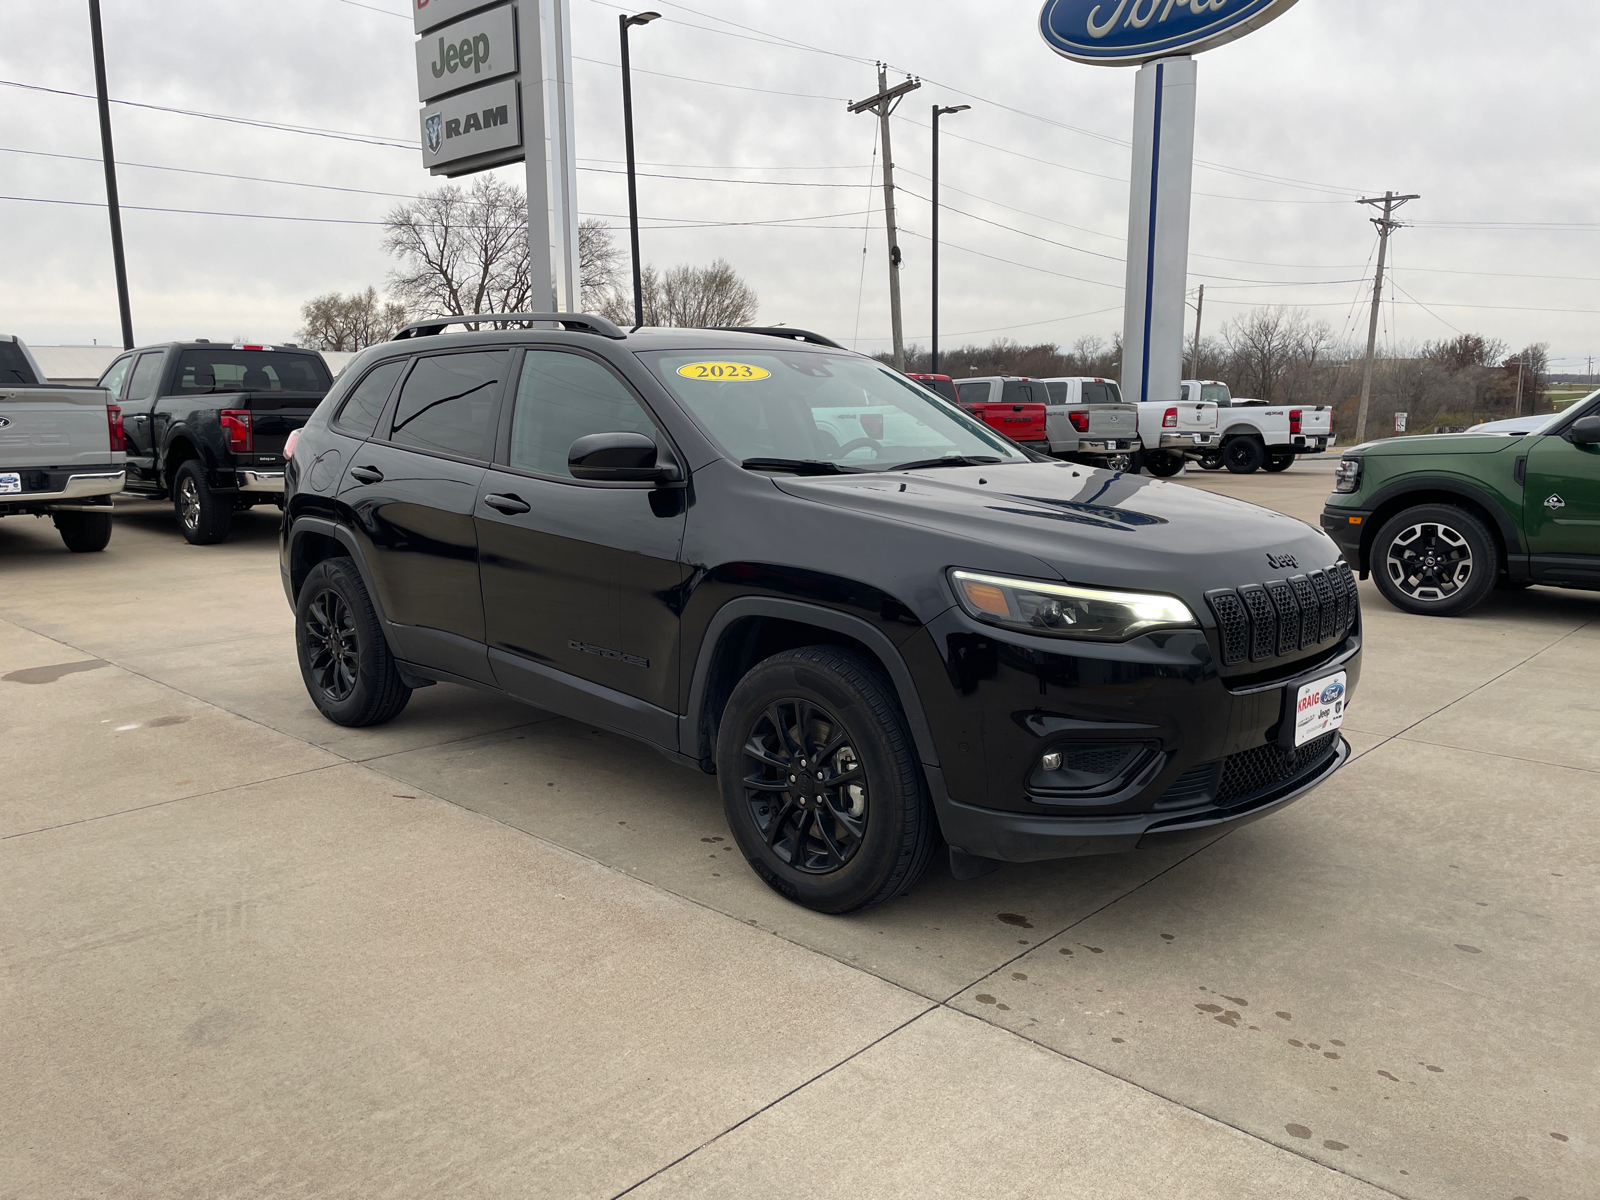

332,359,407,438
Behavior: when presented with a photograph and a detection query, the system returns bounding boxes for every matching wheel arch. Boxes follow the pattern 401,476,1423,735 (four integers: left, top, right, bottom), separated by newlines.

685,598,939,775
286,516,387,622
1358,481,1519,576
163,436,202,495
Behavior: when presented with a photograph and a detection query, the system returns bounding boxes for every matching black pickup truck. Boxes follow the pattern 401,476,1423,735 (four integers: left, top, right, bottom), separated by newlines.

97,341,332,543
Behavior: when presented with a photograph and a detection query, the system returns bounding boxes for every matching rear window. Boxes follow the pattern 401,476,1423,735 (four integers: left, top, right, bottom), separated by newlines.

1201,383,1230,405
955,381,990,404
0,340,38,385
175,349,331,395
1003,382,1044,404
1081,381,1122,405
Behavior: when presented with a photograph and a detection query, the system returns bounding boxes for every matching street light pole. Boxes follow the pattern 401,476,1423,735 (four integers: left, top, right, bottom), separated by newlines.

619,12,659,328
87,0,133,350
931,103,969,376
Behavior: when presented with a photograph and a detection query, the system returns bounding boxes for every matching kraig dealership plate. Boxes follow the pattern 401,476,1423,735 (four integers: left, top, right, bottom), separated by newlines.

1292,671,1346,747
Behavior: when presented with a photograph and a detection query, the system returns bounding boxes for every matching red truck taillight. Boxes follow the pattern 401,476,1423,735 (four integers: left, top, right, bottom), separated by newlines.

1162,407,1178,429
106,404,125,452
1068,410,1090,433
220,409,253,453
1289,409,1302,434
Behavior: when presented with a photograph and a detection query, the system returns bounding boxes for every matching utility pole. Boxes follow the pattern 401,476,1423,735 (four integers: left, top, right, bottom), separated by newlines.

87,0,133,350
1514,355,1526,417
618,11,660,328
849,66,920,371
1189,283,1204,378
1354,191,1419,442
930,102,969,376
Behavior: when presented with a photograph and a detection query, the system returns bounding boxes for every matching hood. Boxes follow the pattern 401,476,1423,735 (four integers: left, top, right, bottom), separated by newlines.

1347,433,1522,457
772,461,1339,599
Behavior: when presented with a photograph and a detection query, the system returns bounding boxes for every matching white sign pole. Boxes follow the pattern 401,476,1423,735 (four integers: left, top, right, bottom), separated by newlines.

1120,56,1196,407
517,0,580,312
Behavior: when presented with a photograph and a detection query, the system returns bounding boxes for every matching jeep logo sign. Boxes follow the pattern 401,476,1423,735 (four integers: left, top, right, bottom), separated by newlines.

415,4,516,103
419,77,521,174
1039,0,1301,65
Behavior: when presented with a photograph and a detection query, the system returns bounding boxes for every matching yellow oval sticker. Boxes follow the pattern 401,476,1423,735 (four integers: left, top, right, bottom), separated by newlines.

676,361,771,382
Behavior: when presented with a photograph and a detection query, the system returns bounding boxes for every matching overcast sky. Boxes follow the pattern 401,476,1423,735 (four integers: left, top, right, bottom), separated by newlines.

4,0,1598,370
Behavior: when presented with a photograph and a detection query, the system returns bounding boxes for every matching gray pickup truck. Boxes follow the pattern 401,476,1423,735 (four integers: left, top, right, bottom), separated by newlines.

0,334,126,552
97,341,332,543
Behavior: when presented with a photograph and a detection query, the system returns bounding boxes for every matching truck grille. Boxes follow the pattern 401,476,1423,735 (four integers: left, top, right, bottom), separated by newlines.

1205,565,1359,666
1217,732,1340,804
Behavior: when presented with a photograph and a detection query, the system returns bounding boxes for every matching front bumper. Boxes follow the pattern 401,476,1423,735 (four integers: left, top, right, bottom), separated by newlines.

1159,432,1218,451
1319,505,1369,568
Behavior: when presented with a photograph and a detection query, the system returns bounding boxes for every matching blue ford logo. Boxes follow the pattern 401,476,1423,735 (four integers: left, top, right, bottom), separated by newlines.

1320,681,1345,705
1040,0,1302,65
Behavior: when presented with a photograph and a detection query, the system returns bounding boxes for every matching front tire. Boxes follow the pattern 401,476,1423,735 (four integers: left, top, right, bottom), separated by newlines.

173,460,232,545
716,646,937,914
1371,504,1499,617
295,558,411,726
1144,451,1186,477
53,510,113,552
1223,436,1266,474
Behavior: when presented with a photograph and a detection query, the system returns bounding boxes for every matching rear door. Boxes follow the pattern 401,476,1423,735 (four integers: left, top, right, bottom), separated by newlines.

119,350,166,481
1523,418,1600,584
475,347,687,723
339,348,510,683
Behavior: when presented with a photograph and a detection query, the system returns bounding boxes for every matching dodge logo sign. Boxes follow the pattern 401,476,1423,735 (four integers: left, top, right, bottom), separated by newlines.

425,113,444,154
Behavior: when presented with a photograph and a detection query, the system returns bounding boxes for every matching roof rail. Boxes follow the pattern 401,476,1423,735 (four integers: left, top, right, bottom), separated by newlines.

392,312,627,341
709,326,845,349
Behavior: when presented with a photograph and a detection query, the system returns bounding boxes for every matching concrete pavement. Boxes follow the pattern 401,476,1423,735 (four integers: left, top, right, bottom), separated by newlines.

2,468,1595,1199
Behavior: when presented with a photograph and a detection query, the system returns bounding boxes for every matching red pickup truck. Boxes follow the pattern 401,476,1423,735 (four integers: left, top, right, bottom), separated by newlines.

906,373,1048,449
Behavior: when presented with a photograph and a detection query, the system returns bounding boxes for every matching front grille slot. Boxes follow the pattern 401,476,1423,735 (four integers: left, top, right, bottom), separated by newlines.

1217,732,1340,804
1208,564,1360,670
1153,761,1219,810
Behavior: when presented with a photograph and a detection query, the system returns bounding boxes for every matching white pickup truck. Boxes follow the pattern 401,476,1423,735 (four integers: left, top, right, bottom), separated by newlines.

1035,377,1143,470
1181,379,1333,474
1039,376,1218,477
1,334,126,551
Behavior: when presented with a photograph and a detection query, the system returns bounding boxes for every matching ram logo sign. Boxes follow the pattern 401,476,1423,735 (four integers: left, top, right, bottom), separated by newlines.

417,77,521,176
1039,0,1302,65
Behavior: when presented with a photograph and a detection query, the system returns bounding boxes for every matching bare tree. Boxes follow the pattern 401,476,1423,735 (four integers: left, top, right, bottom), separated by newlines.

598,259,758,327
297,287,408,350
384,178,623,319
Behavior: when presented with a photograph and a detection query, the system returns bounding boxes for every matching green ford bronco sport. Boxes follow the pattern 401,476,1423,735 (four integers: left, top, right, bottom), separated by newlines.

1322,391,1600,617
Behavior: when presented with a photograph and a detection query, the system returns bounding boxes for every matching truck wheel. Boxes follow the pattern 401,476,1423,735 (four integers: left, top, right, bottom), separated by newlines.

1263,452,1295,472
1371,504,1498,617
1222,437,1266,474
716,646,937,914
53,510,113,552
1198,453,1222,471
295,558,411,726
173,460,232,545
1103,450,1142,474
1144,452,1186,477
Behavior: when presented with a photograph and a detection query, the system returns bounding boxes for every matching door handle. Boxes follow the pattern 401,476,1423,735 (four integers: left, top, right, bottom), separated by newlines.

483,493,530,515
349,465,384,484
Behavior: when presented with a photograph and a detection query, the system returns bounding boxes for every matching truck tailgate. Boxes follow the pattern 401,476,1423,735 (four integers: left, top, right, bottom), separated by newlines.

1300,408,1333,436
0,386,114,471
1171,401,1217,432
1089,404,1140,443
243,390,323,461
967,402,1047,443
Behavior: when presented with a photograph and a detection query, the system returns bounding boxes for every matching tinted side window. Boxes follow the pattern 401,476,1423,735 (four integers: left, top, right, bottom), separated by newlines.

389,351,507,461
509,351,659,479
955,382,989,404
98,355,134,397
333,359,407,438
126,352,165,402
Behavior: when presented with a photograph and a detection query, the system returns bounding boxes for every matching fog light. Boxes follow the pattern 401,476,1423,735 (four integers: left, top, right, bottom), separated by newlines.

1041,751,1063,771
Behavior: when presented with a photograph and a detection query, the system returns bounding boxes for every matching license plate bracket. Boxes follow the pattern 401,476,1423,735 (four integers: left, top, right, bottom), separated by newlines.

1286,670,1347,748
0,472,20,495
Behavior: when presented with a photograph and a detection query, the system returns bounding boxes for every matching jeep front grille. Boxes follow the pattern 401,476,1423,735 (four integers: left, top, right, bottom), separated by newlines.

1205,564,1359,666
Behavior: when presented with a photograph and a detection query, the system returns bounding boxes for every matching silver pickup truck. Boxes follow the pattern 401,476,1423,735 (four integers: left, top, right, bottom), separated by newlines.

1,334,126,552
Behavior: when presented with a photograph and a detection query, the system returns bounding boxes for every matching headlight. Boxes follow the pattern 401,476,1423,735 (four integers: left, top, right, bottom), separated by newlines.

1333,456,1363,494
949,569,1197,641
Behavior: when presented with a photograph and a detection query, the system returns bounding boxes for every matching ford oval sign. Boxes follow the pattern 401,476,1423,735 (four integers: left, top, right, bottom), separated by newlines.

1040,0,1301,66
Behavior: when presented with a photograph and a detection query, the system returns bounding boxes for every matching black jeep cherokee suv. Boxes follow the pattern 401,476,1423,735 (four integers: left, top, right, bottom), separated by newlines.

281,314,1362,913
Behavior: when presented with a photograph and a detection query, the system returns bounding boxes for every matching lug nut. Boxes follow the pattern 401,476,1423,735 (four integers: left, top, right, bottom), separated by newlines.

1042,751,1063,771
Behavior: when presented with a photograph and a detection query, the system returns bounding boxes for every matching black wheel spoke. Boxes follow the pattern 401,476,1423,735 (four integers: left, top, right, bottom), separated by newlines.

765,799,796,847
742,773,793,792
788,806,812,866
743,740,788,772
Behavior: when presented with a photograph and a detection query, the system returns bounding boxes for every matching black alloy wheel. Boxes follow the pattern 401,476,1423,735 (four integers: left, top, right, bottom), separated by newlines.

1102,450,1142,473
1371,503,1498,617
1144,451,1186,477
294,557,412,725
1198,453,1223,471
1222,436,1266,474
1263,453,1295,473
717,646,937,913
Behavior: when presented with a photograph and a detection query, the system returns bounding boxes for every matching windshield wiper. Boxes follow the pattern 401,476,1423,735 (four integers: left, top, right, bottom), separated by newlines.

741,457,857,475
885,455,1006,472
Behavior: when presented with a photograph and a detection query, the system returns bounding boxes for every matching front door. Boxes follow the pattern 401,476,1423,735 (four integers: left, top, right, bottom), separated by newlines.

339,348,510,683
1524,421,1600,584
476,347,687,721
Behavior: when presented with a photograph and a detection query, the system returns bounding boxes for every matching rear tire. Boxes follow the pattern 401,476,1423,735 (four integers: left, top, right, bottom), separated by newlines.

1223,436,1266,474
295,558,412,726
1144,451,1186,477
1263,452,1295,473
1102,450,1143,474
173,460,232,545
1198,453,1222,471
53,510,113,552
716,646,937,914
1371,504,1498,617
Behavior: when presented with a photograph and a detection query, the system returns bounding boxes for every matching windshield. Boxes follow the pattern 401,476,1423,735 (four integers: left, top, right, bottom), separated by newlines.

642,349,1028,469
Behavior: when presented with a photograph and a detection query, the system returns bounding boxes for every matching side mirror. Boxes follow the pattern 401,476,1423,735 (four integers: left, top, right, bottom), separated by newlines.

1569,415,1600,446
568,431,675,482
